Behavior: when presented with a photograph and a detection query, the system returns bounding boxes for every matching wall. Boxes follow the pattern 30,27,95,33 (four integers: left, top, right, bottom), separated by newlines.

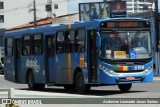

3,0,45,28
0,0,4,28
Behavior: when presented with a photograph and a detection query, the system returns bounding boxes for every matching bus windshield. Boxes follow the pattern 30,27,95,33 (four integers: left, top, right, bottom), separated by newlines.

99,31,152,59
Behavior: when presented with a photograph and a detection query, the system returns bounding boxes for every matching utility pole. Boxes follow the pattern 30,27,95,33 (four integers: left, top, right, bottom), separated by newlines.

155,0,159,52
33,0,37,28
155,0,160,74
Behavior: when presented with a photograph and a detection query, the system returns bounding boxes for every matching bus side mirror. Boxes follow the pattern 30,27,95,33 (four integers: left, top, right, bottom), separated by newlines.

96,32,101,49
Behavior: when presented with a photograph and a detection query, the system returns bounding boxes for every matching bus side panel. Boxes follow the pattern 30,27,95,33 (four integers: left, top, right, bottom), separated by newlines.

56,52,81,84
70,53,81,84
32,56,46,84
21,56,31,83
55,52,88,84
62,52,87,84
70,52,88,84
55,54,65,84
4,57,15,82
68,53,85,84
47,55,56,83
22,56,46,84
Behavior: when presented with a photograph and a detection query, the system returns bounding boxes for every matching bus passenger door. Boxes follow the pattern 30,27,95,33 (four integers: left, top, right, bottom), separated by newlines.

45,36,55,83
87,30,98,83
14,39,21,83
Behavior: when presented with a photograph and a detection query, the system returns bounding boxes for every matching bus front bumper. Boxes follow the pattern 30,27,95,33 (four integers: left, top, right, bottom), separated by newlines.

98,69,153,85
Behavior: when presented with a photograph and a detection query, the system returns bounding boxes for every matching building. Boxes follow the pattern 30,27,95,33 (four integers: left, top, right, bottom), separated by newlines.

1,0,47,28
1,0,158,29
0,0,100,28
0,0,4,56
125,0,155,13
0,0,4,28
5,13,79,31
106,0,155,13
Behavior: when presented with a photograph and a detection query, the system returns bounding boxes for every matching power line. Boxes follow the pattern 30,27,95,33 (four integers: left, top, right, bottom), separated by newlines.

0,0,77,14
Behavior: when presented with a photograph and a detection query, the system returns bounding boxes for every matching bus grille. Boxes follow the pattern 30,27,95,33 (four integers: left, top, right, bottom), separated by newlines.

115,70,143,73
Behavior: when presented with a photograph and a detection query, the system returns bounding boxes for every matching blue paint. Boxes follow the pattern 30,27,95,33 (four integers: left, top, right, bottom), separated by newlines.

4,17,153,87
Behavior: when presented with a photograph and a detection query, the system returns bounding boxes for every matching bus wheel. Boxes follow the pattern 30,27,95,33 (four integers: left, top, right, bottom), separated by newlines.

27,71,45,90
76,72,90,94
118,84,132,92
27,71,35,90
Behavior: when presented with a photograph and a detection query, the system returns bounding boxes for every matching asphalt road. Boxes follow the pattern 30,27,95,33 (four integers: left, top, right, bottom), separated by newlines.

0,75,160,98
0,75,160,107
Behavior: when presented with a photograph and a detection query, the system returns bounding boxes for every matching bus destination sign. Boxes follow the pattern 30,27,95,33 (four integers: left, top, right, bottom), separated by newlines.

100,21,150,28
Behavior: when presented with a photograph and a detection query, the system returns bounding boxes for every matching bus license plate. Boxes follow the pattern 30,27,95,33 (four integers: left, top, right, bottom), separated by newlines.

126,76,135,80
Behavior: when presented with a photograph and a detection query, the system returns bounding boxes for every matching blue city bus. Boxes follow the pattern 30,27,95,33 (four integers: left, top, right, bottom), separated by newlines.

4,18,153,94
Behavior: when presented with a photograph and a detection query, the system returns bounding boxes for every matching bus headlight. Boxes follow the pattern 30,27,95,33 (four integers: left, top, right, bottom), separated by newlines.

99,65,115,74
108,69,115,74
143,66,152,73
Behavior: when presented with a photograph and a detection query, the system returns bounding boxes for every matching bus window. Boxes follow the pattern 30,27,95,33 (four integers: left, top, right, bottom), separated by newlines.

6,47,13,57
64,31,75,53
56,32,64,54
5,38,13,57
22,35,31,56
33,34,43,55
47,36,54,57
75,29,86,52
70,30,75,52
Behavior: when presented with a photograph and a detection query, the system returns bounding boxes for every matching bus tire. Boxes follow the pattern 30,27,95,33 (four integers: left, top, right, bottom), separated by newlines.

27,71,45,90
118,84,132,92
27,71,36,90
76,72,90,94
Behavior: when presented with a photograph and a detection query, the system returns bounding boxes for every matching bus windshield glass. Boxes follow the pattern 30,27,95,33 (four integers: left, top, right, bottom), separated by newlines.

99,31,151,59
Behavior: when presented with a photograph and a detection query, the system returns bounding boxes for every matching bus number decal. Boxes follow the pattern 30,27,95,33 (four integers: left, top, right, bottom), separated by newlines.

134,66,144,70
26,59,40,73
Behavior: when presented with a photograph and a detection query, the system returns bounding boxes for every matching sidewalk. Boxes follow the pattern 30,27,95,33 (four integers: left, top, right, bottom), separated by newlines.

0,89,98,98
154,77,160,81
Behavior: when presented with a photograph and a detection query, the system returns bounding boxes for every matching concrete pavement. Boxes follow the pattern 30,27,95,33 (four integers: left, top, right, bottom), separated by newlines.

0,76,160,107
0,76,160,98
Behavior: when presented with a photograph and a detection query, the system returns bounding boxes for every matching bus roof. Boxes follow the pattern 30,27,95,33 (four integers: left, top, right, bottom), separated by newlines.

92,17,149,22
5,17,149,37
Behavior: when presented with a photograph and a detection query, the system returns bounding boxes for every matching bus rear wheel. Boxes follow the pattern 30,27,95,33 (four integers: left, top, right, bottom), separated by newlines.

27,71,35,90
118,84,132,92
76,72,90,94
27,71,45,90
